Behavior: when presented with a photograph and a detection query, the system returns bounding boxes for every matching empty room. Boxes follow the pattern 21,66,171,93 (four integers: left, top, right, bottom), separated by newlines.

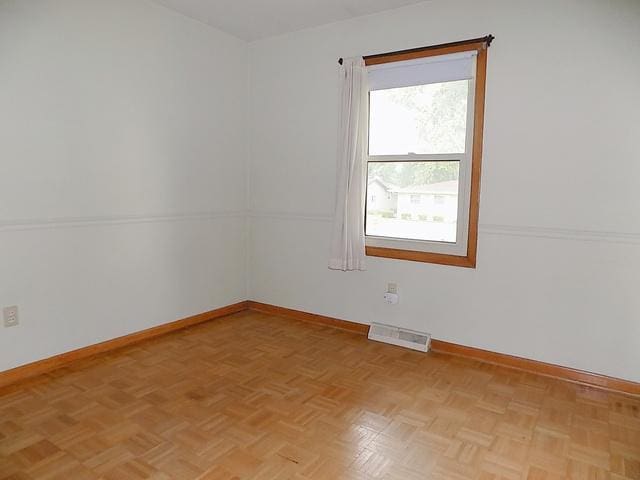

1,0,639,478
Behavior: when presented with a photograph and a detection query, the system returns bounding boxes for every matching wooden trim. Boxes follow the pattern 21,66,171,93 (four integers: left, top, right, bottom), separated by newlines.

464,45,488,268
365,246,476,268
0,301,249,389
364,37,490,268
249,303,640,396
430,339,640,396
246,301,370,335
364,37,491,66
3,300,637,397
339,35,493,66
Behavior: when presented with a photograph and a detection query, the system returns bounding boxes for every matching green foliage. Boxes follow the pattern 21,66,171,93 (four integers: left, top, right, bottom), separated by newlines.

368,161,458,188
387,80,468,153
368,80,466,188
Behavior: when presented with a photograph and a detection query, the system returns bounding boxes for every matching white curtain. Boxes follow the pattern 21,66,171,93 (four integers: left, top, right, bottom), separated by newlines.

329,57,368,271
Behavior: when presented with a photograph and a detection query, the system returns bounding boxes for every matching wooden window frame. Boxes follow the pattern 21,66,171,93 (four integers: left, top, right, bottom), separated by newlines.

364,36,491,268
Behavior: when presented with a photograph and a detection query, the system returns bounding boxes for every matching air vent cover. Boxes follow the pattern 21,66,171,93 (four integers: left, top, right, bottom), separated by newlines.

368,323,431,352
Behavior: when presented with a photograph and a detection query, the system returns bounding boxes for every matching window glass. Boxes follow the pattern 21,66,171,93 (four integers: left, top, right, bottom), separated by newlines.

368,80,469,156
366,161,459,243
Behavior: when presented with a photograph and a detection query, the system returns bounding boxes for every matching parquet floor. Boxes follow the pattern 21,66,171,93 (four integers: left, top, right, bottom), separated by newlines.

1,311,639,480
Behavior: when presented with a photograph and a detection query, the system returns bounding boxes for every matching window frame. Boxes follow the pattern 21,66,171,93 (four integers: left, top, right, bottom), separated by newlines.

363,37,490,268
365,85,473,257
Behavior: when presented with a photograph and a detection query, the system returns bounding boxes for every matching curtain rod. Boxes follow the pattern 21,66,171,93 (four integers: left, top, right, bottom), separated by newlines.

338,35,494,65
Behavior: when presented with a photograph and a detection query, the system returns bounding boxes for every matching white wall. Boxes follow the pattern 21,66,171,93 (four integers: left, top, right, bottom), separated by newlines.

0,0,248,371
248,0,640,382
2,0,639,384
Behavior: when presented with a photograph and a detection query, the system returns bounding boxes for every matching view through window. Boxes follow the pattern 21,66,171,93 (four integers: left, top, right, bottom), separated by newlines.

366,80,468,244
366,161,460,243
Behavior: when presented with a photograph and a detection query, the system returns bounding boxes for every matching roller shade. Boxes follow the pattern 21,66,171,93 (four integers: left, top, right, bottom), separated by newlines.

367,51,477,91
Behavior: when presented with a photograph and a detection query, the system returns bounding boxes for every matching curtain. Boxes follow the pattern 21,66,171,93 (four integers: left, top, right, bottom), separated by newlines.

329,57,368,271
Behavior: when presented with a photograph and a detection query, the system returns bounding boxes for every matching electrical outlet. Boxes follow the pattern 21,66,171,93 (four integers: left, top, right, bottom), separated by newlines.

383,292,399,305
3,306,18,327
387,283,398,295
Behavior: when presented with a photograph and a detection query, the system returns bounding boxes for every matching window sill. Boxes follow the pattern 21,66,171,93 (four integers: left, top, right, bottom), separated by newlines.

365,246,476,268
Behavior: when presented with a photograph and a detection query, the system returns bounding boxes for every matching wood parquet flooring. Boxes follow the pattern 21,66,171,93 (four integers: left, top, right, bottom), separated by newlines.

1,311,639,479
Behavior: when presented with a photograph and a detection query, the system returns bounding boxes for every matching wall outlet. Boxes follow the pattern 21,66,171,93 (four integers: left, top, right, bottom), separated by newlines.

383,292,399,305
387,283,398,295
3,306,19,327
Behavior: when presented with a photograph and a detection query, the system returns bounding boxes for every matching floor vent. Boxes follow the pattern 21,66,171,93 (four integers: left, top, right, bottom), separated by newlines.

368,323,431,352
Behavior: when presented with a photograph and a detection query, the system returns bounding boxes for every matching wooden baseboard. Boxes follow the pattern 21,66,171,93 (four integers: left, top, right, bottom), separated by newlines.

2,299,638,396
246,301,370,335
0,301,249,389
247,302,639,396
430,339,640,396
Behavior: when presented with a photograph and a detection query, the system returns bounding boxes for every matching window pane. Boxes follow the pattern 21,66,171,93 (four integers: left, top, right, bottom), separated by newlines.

369,80,469,156
366,161,459,243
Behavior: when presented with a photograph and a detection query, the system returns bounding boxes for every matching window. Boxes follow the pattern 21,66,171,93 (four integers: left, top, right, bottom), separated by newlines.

364,37,491,268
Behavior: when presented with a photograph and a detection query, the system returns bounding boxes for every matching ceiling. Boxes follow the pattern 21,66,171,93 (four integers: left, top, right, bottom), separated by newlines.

151,0,427,41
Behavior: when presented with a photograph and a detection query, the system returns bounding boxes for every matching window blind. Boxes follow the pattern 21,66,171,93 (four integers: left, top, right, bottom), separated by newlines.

367,51,477,91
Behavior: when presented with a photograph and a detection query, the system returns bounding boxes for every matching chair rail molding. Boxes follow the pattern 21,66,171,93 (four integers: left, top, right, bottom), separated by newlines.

0,211,248,233
249,211,640,245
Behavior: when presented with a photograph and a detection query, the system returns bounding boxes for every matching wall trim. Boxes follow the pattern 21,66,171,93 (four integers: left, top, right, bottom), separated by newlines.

249,211,333,223
480,223,640,245
247,302,640,396
246,301,370,335
0,211,247,233
0,301,249,389
2,300,638,396
248,211,640,245
429,339,640,396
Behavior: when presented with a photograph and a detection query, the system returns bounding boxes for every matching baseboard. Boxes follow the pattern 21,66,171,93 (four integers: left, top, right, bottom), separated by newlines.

247,302,639,396
430,339,640,396
0,301,249,389
2,300,638,397
246,301,370,335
